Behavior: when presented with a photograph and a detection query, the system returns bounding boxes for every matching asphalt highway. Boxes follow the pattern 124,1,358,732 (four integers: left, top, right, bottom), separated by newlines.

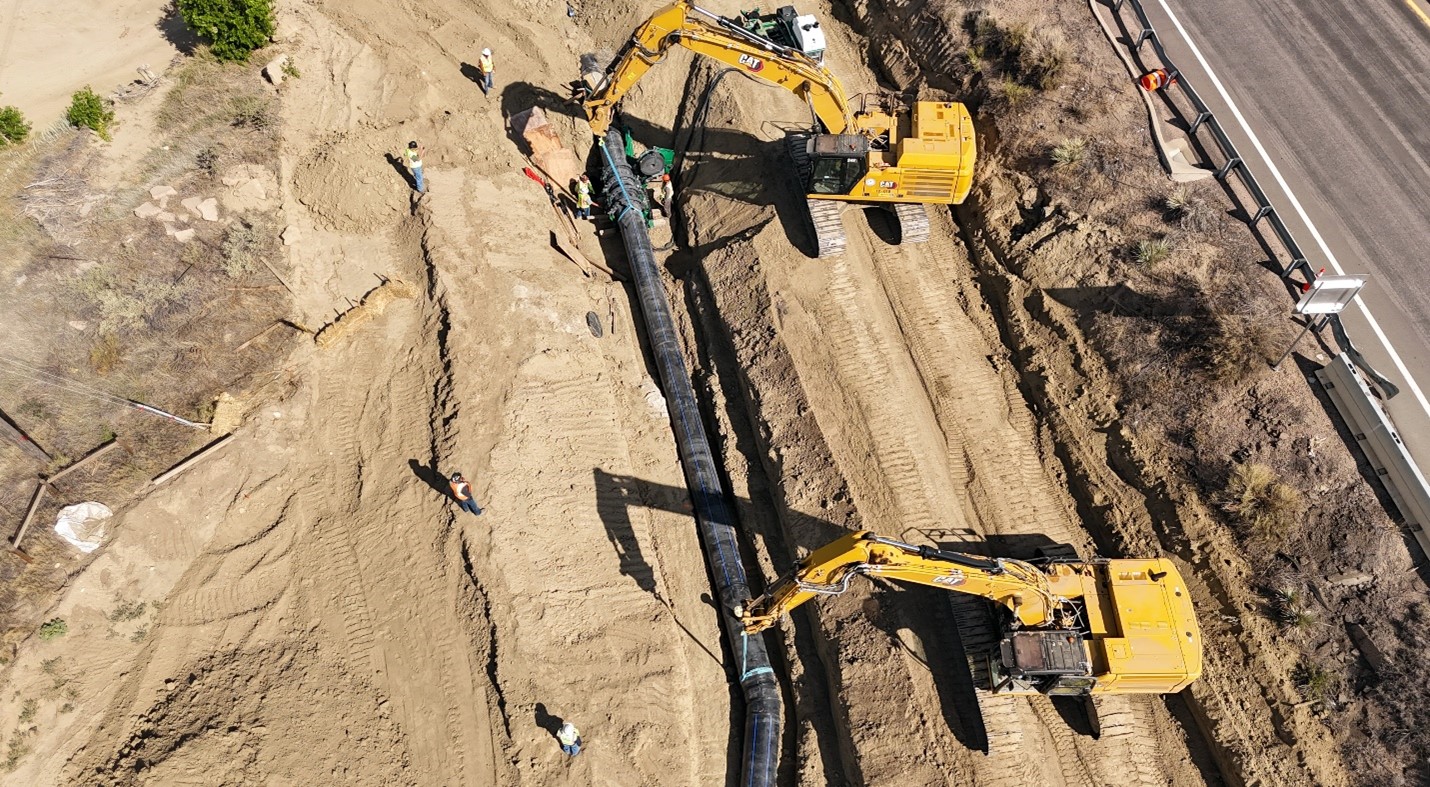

1139,0,1430,472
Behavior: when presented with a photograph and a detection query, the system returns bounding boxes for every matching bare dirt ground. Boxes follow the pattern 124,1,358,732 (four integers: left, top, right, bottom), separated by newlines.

4,0,1428,785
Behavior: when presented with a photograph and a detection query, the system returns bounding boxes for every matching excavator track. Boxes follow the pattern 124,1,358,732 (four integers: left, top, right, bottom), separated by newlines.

786,131,847,258
892,202,931,245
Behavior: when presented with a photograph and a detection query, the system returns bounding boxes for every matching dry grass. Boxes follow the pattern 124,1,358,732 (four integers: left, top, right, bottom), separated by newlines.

1223,463,1303,544
0,50,292,652
1051,138,1087,167
968,12,1067,91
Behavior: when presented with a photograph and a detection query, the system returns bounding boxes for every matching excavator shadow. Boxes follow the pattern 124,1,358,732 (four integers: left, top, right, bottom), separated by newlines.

502,82,826,259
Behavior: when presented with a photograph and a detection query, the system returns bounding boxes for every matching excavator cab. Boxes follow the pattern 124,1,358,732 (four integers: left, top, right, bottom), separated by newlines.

807,134,870,195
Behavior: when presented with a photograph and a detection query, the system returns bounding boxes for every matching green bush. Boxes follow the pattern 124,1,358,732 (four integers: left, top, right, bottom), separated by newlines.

66,87,115,140
177,0,275,62
0,104,30,146
38,618,68,640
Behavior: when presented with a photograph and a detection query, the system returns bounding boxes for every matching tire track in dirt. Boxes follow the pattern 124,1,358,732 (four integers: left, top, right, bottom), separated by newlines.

860,215,1078,545
848,214,1184,786
487,355,707,786
811,254,969,537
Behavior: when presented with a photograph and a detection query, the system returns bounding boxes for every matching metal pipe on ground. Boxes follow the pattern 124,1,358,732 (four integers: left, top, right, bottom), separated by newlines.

596,128,781,786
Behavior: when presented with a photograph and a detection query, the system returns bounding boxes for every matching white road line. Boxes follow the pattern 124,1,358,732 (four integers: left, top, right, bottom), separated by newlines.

1154,0,1430,419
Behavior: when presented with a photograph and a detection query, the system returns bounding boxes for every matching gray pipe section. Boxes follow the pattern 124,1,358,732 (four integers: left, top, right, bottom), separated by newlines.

596,129,781,787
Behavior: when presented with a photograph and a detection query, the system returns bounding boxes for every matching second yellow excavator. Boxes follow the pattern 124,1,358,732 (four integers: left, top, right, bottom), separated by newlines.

581,1,976,257
738,530,1202,697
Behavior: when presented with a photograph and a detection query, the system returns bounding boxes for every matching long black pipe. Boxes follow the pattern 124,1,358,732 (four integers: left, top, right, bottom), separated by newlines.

597,129,781,787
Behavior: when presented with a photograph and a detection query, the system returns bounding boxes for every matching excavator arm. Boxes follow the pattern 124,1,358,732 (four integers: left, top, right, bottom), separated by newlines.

583,1,853,138
738,531,1064,634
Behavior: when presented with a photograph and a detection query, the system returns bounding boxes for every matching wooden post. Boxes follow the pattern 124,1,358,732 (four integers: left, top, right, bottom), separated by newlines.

11,483,46,548
0,410,51,463
150,434,235,486
46,440,120,484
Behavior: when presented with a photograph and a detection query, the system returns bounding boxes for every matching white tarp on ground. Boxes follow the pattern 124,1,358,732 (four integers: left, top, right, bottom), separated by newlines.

54,502,113,553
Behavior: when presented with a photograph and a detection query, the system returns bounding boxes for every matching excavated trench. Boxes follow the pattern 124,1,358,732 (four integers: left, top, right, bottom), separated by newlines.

601,4,1236,787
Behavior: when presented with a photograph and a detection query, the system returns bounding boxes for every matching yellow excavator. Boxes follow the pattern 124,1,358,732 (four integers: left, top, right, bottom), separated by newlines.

737,531,1202,697
581,1,976,257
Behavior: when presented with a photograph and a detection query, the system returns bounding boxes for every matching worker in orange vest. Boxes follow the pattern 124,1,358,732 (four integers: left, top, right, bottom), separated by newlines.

449,472,483,516
1139,68,1177,92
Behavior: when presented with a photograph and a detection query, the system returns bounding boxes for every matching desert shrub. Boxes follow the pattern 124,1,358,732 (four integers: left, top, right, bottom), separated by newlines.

38,618,68,640
196,145,220,175
220,219,268,277
968,12,1067,90
281,59,301,79
89,333,123,375
1293,660,1339,703
1163,186,1214,233
79,267,187,332
1269,586,1317,630
1134,238,1171,265
993,79,1034,107
0,104,30,146
1223,463,1303,544
1051,138,1087,167
108,600,147,622
17,699,37,724
230,94,274,130
176,0,275,62
66,87,115,140
1201,314,1273,384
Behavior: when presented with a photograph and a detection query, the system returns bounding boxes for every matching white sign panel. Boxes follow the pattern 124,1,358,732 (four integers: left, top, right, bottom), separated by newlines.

1296,274,1367,315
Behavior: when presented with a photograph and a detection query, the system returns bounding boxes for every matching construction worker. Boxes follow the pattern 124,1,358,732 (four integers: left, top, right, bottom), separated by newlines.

477,48,495,95
405,140,425,193
449,472,482,516
557,721,582,756
656,173,674,218
575,173,598,220
1138,68,1177,92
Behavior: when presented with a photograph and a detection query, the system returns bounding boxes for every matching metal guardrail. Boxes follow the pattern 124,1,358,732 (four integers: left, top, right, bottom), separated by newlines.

1100,1,1430,556
1106,0,1311,281
1316,355,1430,558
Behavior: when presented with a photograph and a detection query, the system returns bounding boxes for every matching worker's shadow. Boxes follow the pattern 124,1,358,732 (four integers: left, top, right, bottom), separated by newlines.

533,702,564,740
385,153,418,191
408,458,450,497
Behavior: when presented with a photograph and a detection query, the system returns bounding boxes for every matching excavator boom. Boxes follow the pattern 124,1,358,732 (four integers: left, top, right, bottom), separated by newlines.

583,1,852,138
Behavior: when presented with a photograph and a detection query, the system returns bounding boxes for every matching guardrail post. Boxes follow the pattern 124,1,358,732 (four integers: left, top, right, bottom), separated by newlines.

1281,257,1312,279
1111,0,1125,12
1135,28,1154,48
1251,204,1272,224
1215,157,1241,180
1189,112,1212,134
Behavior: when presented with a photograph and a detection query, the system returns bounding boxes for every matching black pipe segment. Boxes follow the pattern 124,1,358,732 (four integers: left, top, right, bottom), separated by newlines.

596,129,781,787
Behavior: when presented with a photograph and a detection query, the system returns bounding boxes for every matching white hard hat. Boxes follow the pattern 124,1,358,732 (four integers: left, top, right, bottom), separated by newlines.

482,48,491,56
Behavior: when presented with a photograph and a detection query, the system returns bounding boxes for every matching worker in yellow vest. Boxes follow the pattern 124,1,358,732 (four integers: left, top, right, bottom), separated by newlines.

449,472,482,516
575,173,598,220
557,721,582,756
477,48,495,95
404,140,425,193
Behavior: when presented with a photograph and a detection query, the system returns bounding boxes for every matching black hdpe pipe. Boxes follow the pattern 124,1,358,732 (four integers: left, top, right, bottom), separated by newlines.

597,128,782,787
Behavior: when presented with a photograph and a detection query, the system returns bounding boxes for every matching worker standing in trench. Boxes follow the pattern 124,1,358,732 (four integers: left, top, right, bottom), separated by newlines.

449,472,483,516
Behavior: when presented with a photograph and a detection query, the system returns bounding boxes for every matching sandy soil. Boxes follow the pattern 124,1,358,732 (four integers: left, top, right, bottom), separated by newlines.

0,0,186,124
3,0,1421,784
